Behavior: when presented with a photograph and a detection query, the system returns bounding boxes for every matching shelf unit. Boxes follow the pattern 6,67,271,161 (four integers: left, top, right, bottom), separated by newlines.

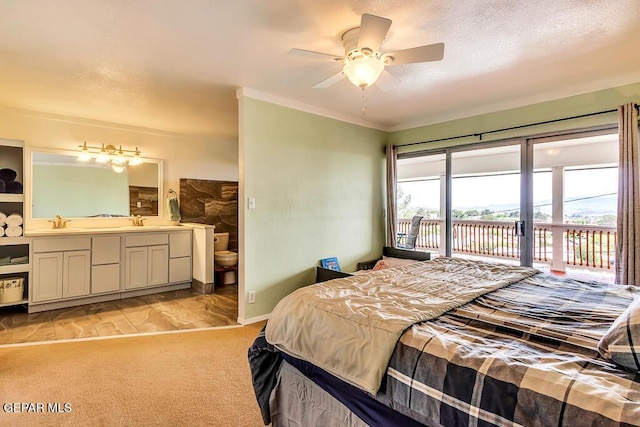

0,139,29,309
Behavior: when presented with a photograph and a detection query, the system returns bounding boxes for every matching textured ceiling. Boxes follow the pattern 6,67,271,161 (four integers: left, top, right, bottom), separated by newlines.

0,0,639,138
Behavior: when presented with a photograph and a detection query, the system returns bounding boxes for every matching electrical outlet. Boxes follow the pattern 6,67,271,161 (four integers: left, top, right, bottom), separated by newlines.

248,290,256,304
136,201,142,208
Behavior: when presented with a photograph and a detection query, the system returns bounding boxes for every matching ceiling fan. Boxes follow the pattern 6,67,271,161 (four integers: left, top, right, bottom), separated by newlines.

290,13,444,90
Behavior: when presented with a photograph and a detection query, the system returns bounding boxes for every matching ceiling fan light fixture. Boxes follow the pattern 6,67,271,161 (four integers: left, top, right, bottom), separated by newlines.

290,13,444,91
343,56,384,89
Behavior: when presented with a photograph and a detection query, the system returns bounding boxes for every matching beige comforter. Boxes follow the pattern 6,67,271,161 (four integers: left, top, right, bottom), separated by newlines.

265,257,537,394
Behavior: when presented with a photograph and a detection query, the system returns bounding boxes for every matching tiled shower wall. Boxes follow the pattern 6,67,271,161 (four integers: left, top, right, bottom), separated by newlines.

179,179,238,250
130,186,159,216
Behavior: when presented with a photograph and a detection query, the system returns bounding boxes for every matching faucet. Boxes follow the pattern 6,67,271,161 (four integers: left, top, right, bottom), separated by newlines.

130,215,145,226
49,215,70,229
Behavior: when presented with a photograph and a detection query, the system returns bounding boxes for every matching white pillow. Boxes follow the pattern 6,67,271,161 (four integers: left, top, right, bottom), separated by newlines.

372,256,422,271
598,297,640,372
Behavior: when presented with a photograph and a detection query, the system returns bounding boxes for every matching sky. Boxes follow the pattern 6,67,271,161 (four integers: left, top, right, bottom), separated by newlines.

399,167,617,215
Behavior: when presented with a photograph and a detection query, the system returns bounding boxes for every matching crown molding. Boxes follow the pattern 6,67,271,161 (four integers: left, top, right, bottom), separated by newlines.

236,87,389,132
387,77,640,133
0,104,213,141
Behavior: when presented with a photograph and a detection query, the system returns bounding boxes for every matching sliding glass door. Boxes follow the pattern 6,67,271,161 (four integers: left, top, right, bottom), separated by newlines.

450,144,521,264
531,132,617,280
396,153,445,253
397,128,618,280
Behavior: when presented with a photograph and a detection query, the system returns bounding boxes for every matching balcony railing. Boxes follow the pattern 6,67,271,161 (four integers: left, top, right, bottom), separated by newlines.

397,218,616,272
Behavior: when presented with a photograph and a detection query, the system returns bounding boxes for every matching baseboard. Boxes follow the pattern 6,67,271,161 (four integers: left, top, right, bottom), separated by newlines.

191,278,214,294
237,312,270,325
28,282,192,313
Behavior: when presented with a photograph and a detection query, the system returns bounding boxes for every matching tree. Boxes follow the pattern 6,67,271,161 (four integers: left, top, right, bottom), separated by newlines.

534,211,550,222
396,187,413,219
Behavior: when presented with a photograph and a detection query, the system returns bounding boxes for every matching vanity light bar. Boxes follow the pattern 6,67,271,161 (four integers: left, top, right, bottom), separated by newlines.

77,142,143,167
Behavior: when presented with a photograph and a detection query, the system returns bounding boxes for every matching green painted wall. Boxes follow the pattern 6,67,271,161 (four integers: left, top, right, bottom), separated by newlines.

390,82,640,152
238,81,639,321
239,97,387,320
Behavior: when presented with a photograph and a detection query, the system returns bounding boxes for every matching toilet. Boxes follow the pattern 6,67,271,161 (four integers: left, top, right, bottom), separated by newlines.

214,232,237,285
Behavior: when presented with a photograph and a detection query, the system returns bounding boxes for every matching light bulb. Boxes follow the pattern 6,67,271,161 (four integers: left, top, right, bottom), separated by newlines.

113,145,126,165
128,148,143,166
77,141,91,161
96,143,109,163
111,163,125,173
343,56,385,88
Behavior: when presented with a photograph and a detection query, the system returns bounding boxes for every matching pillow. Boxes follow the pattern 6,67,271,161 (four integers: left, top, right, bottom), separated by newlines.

372,256,422,271
383,256,422,267
598,297,640,372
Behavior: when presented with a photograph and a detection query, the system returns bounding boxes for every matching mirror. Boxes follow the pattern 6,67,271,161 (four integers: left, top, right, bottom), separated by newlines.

29,150,161,219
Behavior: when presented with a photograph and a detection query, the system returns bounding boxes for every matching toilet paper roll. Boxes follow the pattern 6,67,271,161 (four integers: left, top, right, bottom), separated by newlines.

5,214,23,227
0,212,6,226
5,226,22,237
0,227,4,237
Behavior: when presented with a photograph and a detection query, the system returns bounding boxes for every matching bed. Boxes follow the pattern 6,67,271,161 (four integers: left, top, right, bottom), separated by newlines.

249,256,640,427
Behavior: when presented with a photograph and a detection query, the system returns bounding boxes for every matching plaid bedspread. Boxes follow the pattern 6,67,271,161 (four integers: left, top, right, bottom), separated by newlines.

381,273,640,426
250,270,640,426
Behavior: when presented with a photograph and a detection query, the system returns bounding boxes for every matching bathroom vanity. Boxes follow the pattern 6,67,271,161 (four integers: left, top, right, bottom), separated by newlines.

26,226,192,313
0,144,210,313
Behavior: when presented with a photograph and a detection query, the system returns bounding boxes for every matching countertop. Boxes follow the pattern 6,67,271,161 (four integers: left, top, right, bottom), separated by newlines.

24,225,190,237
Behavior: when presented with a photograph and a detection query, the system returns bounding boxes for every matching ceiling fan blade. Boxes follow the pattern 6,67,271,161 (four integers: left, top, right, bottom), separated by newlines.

375,69,401,92
313,71,345,89
357,14,392,53
289,48,343,62
384,42,444,65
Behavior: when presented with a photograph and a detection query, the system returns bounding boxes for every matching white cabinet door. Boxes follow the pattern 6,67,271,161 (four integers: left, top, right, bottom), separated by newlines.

63,250,91,298
91,264,121,294
125,247,148,290
32,252,63,302
125,244,168,289
148,245,169,286
169,257,191,283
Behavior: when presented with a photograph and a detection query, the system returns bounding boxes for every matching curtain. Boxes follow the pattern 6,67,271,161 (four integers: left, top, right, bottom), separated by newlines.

616,103,640,285
386,144,398,247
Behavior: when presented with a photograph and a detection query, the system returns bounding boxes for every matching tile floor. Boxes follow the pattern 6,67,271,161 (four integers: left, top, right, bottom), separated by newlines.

0,284,238,345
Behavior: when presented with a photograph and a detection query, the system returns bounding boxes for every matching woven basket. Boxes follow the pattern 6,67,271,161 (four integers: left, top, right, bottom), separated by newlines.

0,277,24,303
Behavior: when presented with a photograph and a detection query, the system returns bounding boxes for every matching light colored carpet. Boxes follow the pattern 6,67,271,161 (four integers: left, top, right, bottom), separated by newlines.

0,322,266,427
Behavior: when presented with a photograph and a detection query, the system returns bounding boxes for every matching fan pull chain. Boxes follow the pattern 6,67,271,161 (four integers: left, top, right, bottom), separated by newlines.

361,88,367,116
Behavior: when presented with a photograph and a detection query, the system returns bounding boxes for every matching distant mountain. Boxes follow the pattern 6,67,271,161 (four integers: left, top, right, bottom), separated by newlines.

564,195,616,215
455,194,617,217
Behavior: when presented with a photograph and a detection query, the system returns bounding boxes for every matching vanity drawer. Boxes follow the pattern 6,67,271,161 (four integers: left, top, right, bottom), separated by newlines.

33,237,92,253
92,236,121,265
169,232,192,258
125,233,169,248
